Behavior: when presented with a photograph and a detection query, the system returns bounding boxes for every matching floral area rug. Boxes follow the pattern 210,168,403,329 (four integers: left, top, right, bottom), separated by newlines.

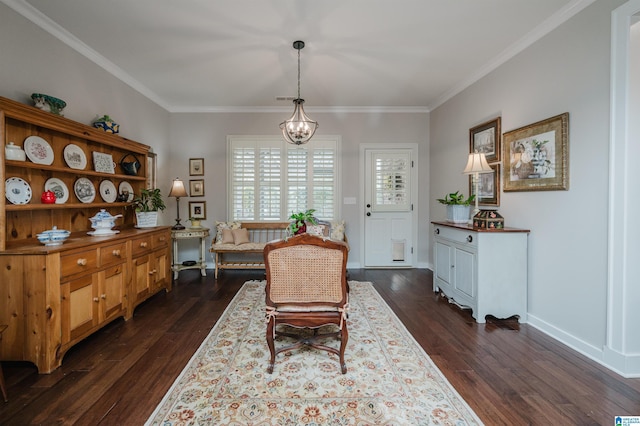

146,281,483,425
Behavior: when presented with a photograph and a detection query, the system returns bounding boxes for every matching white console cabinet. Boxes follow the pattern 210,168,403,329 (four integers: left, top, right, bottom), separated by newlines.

431,221,529,323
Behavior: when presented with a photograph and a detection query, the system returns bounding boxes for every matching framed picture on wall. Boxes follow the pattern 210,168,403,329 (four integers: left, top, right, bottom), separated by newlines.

503,112,569,192
469,163,500,206
189,158,204,176
189,201,206,219
189,179,204,197
470,117,501,162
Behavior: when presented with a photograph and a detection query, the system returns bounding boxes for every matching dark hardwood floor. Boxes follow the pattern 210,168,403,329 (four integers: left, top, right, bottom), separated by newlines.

1,268,638,425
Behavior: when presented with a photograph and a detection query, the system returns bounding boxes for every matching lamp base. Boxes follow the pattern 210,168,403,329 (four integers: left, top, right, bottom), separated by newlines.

172,220,185,230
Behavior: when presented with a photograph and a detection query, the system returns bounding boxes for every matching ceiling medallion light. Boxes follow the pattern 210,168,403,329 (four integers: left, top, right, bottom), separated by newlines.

280,40,318,145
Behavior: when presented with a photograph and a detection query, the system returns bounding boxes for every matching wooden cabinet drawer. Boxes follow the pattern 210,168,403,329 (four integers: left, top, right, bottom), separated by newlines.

131,236,153,257
61,248,98,279
153,231,169,249
100,242,128,267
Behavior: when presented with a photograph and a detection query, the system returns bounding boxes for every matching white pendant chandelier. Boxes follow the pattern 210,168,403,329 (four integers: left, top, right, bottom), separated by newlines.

280,40,318,145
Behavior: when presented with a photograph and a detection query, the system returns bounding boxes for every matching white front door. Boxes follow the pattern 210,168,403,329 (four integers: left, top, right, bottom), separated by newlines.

363,147,415,267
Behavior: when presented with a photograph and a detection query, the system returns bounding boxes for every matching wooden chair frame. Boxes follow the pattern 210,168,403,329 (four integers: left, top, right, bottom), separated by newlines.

264,234,349,374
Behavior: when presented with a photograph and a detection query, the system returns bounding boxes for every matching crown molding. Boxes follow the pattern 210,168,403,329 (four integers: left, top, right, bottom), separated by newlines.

1,0,172,110
428,0,598,111
168,105,430,114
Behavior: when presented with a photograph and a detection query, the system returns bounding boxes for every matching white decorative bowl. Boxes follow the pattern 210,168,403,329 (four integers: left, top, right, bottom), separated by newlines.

37,226,71,246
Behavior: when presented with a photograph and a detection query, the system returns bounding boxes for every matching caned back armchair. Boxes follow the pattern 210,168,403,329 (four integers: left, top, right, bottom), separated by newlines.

264,233,349,374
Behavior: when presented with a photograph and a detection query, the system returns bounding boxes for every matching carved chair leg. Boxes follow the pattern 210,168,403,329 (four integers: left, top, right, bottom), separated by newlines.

339,325,348,374
266,318,276,374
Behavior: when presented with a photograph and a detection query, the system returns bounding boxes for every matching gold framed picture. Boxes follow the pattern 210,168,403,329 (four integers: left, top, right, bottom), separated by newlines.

503,113,569,192
470,117,501,162
469,163,500,206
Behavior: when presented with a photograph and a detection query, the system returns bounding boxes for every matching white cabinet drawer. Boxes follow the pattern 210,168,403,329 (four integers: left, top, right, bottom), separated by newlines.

433,225,477,248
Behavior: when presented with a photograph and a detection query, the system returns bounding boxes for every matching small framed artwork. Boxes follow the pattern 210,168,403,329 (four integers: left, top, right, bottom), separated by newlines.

470,117,501,162
146,152,157,189
503,112,569,192
469,163,500,206
189,179,204,197
189,158,204,176
189,201,206,220
92,152,115,174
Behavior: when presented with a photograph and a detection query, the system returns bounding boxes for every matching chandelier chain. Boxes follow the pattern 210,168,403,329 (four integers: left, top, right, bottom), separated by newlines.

297,47,301,99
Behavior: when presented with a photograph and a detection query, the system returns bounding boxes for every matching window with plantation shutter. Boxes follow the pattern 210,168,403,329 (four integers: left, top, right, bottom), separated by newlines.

228,136,340,221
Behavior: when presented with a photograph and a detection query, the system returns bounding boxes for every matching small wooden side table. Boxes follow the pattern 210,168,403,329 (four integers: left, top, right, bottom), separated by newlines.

171,227,210,279
0,324,8,402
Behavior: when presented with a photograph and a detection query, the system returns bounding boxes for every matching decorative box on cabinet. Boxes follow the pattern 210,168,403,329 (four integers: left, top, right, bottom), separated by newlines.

0,96,171,373
431,221,530,323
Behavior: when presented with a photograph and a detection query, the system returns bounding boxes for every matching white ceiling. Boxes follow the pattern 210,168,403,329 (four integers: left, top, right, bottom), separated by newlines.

4,0,593,113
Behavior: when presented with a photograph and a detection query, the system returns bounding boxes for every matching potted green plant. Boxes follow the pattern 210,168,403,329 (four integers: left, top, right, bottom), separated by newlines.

437,190,475,224
132,188,166,228
289,208,318,235
189,217,202,228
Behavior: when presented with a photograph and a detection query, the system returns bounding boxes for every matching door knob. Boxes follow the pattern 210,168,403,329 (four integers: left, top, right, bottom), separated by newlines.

366,212,371,216
366,204,371,208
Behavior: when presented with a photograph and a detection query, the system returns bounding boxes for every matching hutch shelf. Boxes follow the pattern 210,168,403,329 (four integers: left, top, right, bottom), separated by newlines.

0,96,171,373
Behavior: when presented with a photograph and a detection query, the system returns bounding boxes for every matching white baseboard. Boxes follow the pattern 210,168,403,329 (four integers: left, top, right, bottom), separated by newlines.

528,313,640,378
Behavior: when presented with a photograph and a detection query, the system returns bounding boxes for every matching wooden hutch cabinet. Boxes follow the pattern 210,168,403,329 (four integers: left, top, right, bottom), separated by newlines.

0,96,171,373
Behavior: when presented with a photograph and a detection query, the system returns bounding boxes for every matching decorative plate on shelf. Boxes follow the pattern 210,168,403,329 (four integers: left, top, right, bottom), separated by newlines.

92,152,115,174
74,177,96,203
118,181,134,202
24,136,54,165
5,177,32,205
44,177,69,204
99,180,117,203
63,144,87,170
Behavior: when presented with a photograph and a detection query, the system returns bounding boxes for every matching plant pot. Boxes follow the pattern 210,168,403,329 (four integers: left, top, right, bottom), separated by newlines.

190,220,201,228
135,211,158,228
446,205,470,224
294,223,306,235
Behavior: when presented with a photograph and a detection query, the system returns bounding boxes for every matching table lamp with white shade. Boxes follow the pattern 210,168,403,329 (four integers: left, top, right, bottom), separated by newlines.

462,152,493,222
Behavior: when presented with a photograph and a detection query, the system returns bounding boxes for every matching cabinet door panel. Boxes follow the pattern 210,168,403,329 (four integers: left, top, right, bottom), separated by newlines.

101,264,125,321
61,275,98,342
454,247,475,298
153,250,168,290
434,241,452,285
133,255,151,301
